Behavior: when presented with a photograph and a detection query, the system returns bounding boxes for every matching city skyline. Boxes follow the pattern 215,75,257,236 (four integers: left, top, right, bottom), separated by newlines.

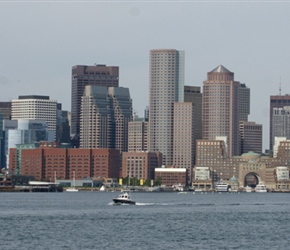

1,2,290,151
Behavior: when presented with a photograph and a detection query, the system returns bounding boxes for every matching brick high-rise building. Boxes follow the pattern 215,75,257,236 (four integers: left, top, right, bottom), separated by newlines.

149,49,184,165
202,65,250,156
122,151,162,181
71,65,119,146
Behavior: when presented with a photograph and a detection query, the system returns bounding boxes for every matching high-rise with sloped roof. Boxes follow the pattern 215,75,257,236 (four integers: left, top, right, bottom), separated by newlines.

202,65,250,156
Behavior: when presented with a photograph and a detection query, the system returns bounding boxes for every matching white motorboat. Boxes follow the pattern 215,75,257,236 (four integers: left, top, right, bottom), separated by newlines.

112,192,136,205
255,182,267,193
100,185,107,192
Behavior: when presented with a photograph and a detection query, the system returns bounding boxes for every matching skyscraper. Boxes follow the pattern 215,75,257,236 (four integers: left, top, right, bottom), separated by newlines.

0,102,11,120
202,65,249,156
184,85,203,141
239,121,262,154
11,95,57,141
272,106,290,141
71,64,119,146
173,102,195,183
80,85,132,153
269,95,290,151
80,86,110,149
108,87,133,153
128,121,149,152
149,49,185,166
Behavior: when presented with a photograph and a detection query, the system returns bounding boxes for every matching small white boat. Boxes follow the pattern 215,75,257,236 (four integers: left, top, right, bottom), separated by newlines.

178,191,187,194
255,182,267,193
66,171,78,192
100,185,107,192
66,187,79,192
112,192,136,205
244,186,252,193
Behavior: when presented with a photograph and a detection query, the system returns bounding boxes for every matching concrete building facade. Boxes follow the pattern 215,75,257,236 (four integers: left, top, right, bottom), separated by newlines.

128,121,149,152
269,95,290,151
239,121,262,154
195,138,290,191
173,102,195,183
11,95,57,141
80,85,132,153
149,49,185,166
184,85,202,141
71,64,119,145
272,106,290,143
0,102,11,120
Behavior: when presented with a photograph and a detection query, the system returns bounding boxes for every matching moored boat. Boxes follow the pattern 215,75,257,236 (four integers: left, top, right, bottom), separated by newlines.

244,186,252,193
66,171,78,192
255,182,267,193
215,180,228,192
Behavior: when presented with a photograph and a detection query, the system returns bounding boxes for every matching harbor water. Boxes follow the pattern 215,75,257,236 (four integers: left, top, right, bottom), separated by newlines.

0,192,289,250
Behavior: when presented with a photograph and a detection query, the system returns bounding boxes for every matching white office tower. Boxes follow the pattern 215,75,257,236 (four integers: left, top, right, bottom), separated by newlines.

149,49,185,166
11,95,57,141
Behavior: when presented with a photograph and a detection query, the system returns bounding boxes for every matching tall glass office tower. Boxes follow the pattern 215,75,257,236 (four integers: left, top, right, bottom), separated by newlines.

149,49,185,166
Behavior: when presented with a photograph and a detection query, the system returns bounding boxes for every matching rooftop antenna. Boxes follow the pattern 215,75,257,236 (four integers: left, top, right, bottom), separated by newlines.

279,76,282,96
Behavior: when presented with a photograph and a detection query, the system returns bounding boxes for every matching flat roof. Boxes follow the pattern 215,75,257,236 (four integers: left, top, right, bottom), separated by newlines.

155,168,186,173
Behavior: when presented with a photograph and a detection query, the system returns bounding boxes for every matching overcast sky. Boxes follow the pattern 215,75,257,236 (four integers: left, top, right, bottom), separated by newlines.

1,1,290,150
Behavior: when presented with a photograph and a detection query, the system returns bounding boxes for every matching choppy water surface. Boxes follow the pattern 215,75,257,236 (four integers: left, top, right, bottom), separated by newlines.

0,192,289,250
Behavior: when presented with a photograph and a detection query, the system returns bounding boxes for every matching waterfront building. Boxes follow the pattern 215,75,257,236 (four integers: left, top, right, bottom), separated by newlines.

149,49,185,166
202,65,250,156
14,147,120,181
122,151,162,182
275,166,290,190
269,95,290,151
80,85,132,153
71,64,119,146
195,138,290,191
173,102,195,183
192,167,213,191
0,114,3,169
11,95,57,141
7,120,48,172
239,121,262,154
154,167,187,186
